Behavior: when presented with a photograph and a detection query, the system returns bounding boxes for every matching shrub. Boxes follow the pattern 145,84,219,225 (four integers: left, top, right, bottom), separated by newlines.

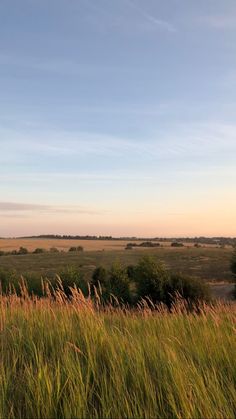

163,274,210,307
139,241,160,248
11,250,18,255
0,250,5,257
77,246,84,252
171,242,184,247
0,268,18,293
134,256,169,304
109,263,131,304
91,266,108,288
125,243,133,250
91,266,110,302
18,247,28,255
91,264,131,304
56,266,87,296
68,247,77,252
33,248,47,254
68,246,84,252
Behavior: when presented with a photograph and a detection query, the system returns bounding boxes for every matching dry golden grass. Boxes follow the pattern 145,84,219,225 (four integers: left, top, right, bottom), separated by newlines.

0,284,235,418
0,238,217,252
0,238,140,252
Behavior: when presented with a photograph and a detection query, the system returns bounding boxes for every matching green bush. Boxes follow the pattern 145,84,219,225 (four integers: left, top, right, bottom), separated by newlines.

56,266,87,296
134,256,169,304
108,263,131,304
0,268,16,293
91,264,131,304
163,274,210,307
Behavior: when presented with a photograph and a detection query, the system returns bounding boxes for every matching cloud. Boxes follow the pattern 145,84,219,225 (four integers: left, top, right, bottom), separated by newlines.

0,202,102,215
1,122,236,165
126,0,176,32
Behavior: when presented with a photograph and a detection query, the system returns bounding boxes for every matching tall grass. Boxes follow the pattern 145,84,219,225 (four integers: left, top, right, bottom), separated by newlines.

0,283,235,418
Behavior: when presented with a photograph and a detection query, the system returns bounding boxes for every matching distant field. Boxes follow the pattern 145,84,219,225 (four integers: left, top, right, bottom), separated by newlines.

0,238,220,252
0,239,233,283
0,238,141,252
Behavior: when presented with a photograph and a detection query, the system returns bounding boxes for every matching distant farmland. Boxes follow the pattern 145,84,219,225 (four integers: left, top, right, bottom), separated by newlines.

0,238,233,283
0,237,226,252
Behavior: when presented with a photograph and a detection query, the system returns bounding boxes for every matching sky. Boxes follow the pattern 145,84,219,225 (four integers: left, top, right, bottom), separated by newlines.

0,0,236,237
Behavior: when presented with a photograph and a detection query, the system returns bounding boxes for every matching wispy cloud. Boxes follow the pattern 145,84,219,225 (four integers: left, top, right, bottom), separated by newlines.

126,0,176,32
1,122,236,163
0,202,103,215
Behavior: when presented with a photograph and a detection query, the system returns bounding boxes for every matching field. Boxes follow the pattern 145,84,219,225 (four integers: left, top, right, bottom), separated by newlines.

0,239,233,284
0,289,235,419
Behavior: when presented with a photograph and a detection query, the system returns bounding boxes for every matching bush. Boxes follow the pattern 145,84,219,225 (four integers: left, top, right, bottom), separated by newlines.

68,246,84,252
109,263,131,304
68,247,77,252
171,242,184,247
33,248,47,254
134,256,169,304
77,246,84,252
0,251,5,257
11,250,18,255
163,274,210,307
18,247,28,255
91,264,131,304
56,266,87,296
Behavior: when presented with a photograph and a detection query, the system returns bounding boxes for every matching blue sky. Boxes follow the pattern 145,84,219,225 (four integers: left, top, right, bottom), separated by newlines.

0,0,236,237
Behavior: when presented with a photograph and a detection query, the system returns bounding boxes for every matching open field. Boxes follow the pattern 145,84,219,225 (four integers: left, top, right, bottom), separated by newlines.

0,238,144,252
0,290,235,419
0,238,223,252
0,241,233,282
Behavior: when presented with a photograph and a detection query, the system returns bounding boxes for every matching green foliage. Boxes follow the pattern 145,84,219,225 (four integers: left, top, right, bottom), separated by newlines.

0,268,17,293
134,256,169,303
164,274,211,307
56,266,87,296
91,264,131,304
108,263,131,304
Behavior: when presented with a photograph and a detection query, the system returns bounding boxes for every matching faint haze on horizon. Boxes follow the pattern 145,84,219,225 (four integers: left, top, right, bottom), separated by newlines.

0,0,236,237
